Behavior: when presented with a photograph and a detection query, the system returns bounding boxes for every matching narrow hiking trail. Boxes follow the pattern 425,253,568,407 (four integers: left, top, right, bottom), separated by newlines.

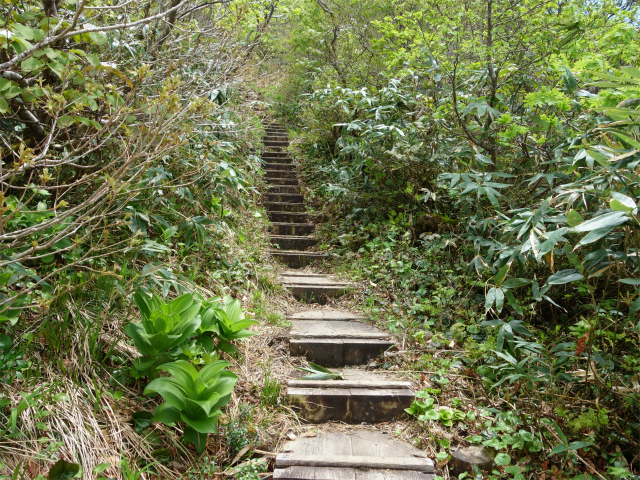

261,123,435,479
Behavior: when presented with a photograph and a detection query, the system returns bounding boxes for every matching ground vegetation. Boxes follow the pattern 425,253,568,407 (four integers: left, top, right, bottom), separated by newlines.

263,0,640,477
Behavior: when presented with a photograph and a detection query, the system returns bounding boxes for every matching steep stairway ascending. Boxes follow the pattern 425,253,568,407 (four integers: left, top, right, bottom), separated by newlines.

261,123,434,479
263,124,327,269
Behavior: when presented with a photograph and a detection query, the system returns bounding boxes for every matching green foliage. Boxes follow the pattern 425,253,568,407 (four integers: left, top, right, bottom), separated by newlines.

295,362,343,380
198,296,259,354
232,459,267,480
405,391,469,427
260,365,282,407
144,359,237,453
126,293,202,377
224,405,258,454
276,0,640,473
47,459,80,480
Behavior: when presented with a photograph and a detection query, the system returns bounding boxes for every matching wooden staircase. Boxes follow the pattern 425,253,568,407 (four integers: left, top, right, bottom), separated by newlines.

261,123,434,479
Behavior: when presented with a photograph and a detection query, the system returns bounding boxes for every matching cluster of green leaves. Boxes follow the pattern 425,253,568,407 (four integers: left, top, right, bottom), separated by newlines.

405,391,471,427
125,291,257,454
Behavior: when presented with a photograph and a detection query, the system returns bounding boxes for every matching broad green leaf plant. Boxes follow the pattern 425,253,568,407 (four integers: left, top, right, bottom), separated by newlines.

125,292,202,378
144,360,237,455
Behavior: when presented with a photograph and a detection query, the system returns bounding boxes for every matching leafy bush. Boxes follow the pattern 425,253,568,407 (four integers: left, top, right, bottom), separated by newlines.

126,293,202,378
145,360,237,454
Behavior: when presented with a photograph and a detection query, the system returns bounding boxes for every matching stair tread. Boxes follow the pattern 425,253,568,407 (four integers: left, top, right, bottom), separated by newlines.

274,430,434,479
270,249,325,255
281,274,348,285
290,320,391,338
288,310,363,320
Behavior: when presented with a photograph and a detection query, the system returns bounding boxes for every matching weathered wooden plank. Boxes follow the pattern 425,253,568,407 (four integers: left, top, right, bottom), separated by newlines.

270,250,328,268
288,380,411,389
290,338,393,366
281,276,350,286
271,235,318,250
288,387,414,423
288,310,363,321
276,430,435,480
349,388,414,424
349,431,431,466
275,467,433,480
290,338,344,366
291,331,390,339
275,454,433,472
290,320,388,338
376,471,434,480
274,466,356,479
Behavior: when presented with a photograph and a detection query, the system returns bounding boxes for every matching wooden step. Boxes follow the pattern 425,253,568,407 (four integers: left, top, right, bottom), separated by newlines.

267,185,301,194
274,430,434,479
269,222,314,235
289,320,393,366
270,250,327,268
264,162,296,171
290,338,394,366
264,135,288,141
287,309,363,321
265,140,290,147
265,177,299,185
268,211,310,223
261,150,290,157
265,202,306,212
271,235,318,250
265,169,297,178
284,284,350,304
266,192,304,203
288,372,414,423
263,156,294,164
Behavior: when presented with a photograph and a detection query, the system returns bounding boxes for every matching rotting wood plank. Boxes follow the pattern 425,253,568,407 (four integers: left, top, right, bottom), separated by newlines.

290,320,390,338
288,380,411,389
289,337,394,366
274,431,434,480
274,466,355,480
288,310,364,321
275,454,434,472
274,467,433,480
281,275,350,286
287,386,414,423
286,285,350,304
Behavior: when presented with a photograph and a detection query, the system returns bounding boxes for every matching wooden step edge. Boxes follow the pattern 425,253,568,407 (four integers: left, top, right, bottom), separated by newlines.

271,235,317,240
278,271,328,276
287,315,365,321
270,223,315,227
289,332,392,339
275,453,434,473
266,211,309,215
269,248,327,253
288,380,412,389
